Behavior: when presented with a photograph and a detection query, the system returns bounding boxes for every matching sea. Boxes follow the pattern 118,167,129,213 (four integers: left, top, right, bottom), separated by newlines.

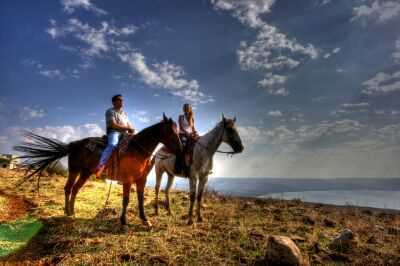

145,177,400,211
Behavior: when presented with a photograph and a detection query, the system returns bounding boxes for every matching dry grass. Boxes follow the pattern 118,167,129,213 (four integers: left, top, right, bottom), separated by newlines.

0,168,399,265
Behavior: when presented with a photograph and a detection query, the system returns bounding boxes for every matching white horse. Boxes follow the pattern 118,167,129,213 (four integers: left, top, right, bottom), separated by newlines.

154,115,244,224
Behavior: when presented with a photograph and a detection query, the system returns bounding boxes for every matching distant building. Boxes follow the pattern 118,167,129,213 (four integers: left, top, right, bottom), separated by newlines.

0,154,20,169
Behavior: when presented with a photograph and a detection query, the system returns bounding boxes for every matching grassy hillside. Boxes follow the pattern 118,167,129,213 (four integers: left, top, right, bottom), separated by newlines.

0,169,399,265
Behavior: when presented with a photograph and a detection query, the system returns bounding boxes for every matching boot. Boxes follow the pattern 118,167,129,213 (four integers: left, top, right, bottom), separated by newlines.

94,165,106,179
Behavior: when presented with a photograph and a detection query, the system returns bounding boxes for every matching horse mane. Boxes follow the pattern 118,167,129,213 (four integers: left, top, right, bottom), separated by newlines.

127,121,163,151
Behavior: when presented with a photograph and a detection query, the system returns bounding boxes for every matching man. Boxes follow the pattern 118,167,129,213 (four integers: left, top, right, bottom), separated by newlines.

94,94,135,178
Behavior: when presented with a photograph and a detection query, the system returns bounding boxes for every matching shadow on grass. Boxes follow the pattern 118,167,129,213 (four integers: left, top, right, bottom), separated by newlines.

1,208,151,264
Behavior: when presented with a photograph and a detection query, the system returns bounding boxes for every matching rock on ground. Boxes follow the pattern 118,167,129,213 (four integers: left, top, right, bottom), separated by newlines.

330,228,355,249
264,235,308,266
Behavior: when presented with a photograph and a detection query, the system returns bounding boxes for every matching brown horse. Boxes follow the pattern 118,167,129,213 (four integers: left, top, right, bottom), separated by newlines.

14,114,182,227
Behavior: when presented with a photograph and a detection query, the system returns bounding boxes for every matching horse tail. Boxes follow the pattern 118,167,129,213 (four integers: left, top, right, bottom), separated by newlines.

13,131,70,186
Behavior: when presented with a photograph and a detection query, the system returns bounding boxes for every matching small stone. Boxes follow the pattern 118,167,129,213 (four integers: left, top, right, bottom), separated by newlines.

264,235,308,266
330,228,355,249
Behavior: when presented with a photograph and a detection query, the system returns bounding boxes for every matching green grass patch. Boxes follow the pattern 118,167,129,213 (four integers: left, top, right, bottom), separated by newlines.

0,217,43,257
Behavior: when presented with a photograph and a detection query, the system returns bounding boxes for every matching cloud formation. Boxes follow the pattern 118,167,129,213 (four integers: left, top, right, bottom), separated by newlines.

18,107,45,121
211,0,318,96
351,0,400,24
61,0,107,15
118,52,214,104
47,17,212,104
362,70,400,95
393,36,400,64
258,73,288,96
211,0,275,28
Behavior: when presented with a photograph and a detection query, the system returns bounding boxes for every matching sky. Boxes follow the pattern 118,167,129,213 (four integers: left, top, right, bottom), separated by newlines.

1,0,400,178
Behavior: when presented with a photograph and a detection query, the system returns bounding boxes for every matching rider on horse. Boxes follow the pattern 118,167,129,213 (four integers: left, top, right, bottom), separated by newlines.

175,103,198,176
95,94,135,178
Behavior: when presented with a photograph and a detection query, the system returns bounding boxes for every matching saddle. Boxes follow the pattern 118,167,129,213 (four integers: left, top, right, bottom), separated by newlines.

85,134,132,180
160,133,199,176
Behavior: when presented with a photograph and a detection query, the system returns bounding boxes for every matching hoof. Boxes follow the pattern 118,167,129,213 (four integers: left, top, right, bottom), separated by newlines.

143,220,153,230
197,217,203,223
187,219,193,225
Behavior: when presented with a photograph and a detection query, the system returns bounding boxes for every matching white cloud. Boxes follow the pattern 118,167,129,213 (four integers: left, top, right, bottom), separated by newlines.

323,47,340,59
2,123,104,154
33,123,103,142
119,52,214,104
324,53,331,59
320,0,331,6
211,0,276,28
351,1,400,24
22,59,71,80
341,102,370,108
258,73,287,87
238,24,318,72
331,102,370,116
200,120,400,177
131,110,151,124
47,18,137,58
240,119,365,149
258,73,290,96
362,70,400,95
39,69,64,79
270,87,290,96
268,110,283,117
19,107,45,121
211,0,318,95
47,18,211,104
61,0,107,15
393,36,400,64
332,47,341,54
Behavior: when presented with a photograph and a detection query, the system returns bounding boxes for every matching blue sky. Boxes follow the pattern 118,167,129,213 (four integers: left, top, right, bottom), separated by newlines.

1,0,400,178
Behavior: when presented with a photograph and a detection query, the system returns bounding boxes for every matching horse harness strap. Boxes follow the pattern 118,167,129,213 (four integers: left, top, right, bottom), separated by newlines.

196,123,236,155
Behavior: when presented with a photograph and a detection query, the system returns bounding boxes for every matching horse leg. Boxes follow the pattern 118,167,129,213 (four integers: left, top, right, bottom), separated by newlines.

136,177,151,227
154,166,163,216
69,170,91,216
196,175,208,222
64,170,79,216
165,173,175,215
120,182,131,226
187,176,197,225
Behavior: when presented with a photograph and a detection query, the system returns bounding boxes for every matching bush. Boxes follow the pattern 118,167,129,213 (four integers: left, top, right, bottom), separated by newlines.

46,161,68,177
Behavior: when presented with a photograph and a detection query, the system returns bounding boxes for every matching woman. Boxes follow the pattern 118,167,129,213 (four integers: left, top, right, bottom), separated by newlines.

179,103,196,142
176,103,197,176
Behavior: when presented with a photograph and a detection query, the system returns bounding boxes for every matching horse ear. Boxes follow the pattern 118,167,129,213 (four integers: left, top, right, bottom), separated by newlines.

233,116,237,123
221,113,225,121
163,112,168,122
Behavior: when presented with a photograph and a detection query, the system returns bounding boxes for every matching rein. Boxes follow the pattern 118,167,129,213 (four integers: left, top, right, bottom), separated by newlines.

130,138,171,160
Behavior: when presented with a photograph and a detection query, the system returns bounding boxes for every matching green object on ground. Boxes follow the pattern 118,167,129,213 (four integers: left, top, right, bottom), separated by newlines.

0,217,43,257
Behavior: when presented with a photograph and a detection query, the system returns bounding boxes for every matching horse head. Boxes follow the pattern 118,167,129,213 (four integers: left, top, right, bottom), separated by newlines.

221,113,244,154
160,113,183,154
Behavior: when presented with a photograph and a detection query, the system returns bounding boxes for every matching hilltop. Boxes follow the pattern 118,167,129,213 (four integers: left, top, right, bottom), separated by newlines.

0,169,399,265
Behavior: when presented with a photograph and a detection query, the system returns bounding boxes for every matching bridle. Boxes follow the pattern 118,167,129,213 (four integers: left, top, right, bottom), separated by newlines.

196,122,237,155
